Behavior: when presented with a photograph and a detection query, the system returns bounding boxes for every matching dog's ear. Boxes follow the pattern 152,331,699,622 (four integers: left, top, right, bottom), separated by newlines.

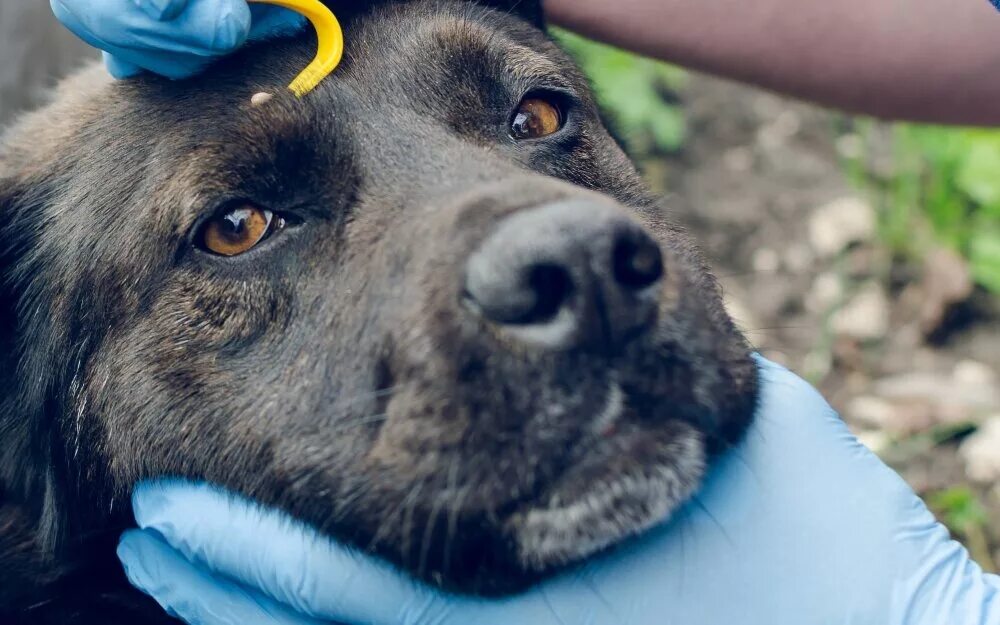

475,0,544,26
0,172,66,552
0,171,43,363
0,174,46,484
0,176,19,383
0,175,24,510
0,173,26,472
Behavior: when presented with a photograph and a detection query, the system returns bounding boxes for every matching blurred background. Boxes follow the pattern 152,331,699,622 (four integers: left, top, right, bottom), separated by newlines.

2,5,998,574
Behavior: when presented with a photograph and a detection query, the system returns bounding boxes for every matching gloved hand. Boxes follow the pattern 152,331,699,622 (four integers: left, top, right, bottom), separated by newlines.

117,357,1000,625
50,0,307,79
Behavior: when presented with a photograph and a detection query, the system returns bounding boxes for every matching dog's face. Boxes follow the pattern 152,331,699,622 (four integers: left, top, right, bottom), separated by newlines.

0,0,756,595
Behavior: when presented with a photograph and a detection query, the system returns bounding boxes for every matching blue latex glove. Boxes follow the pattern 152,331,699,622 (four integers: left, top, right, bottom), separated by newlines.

117,357,1000,625
50,0,307,79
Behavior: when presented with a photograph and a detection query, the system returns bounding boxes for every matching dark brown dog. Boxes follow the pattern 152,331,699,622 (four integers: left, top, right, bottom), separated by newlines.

0,1,758,622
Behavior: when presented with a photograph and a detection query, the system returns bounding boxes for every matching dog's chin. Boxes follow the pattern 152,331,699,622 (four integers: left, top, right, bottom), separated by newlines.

503,419,706,574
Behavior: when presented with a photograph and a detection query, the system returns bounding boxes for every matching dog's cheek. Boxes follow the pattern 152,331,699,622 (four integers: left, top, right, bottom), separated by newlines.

642,233,758,453
78,277,297,486
159,276,296,351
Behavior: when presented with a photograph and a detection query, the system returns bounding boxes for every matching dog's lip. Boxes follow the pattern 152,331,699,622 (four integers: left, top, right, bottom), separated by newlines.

500,418,705,572
592,382,625,437
506,468,677,571
491,381,628,513
479,381,626,517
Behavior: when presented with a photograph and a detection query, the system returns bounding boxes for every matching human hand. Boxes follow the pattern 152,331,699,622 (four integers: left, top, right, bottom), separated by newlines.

117,357,1000,625
50,0,307,79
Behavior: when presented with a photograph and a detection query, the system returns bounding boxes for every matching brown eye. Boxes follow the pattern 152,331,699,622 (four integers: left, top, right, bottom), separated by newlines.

510,97,563,140
200,205,284,257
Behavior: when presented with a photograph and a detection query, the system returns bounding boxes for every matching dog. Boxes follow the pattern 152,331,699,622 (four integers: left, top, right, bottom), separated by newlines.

0,1,759,622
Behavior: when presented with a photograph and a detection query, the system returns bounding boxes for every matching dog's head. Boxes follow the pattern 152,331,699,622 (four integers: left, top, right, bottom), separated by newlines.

0,0,757,594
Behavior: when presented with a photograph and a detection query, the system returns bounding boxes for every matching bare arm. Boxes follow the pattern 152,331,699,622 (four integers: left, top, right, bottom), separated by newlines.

545,0,1000,125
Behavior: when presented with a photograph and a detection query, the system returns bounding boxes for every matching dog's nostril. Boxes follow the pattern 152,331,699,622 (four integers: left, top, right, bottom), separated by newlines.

613,232,663,290
519,264,573,325
464,200,662,350
467,263,573,326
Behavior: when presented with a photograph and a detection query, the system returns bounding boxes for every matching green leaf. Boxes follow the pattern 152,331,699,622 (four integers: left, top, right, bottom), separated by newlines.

956,137,1000,207
970,228,1000,294
867,124,1000,293
647,106,686,152
927,487,988,533
553,29,687,153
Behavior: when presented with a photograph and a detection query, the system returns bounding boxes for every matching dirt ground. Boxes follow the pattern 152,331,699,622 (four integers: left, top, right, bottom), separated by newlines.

655,74,1000,571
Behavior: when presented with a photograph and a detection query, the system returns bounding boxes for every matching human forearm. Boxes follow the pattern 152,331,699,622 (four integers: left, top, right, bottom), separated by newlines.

545,0,1000,125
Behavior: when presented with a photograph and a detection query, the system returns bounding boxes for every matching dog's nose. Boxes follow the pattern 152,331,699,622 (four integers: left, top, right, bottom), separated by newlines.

464,200,663,349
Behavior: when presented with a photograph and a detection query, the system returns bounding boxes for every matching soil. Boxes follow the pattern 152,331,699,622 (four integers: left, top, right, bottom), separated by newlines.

654,73,1000,571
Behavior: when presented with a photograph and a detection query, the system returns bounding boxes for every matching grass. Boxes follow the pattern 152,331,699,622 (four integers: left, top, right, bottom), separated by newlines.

927,486,997,573
844,123,1000,294
559,31,1000,296
553,30,687,155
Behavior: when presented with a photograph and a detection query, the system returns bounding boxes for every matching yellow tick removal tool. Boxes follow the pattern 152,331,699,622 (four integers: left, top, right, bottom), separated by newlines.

248,0,344,97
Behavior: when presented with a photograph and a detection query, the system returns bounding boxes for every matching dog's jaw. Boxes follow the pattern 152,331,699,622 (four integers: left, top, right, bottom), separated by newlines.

506,425,706,572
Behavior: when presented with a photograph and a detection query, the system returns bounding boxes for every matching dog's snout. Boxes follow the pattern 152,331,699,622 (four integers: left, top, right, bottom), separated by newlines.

464,200,663,349
612,229,664,290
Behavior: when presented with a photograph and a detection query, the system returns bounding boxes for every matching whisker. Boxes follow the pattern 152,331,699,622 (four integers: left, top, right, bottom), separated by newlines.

691,495,734,548
580,573,619,618
327,412,390,434
743,325,812,332
443,472,471,579
540,587,571,625
332,382,413,409
401,480,424,568
369,477,424,555
23,599,55,613
330,482,367,525
441,456,464,574
417,484,447,579
715,270,769,279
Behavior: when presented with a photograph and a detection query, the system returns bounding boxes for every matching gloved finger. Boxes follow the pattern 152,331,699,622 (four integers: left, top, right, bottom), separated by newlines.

134,0,191,21
51,0,252,57
103,52,145,79
133,480,462,624
132,481,657,625
118,529,330,625
102,44,217,80
96,7,304,80
247,5,308,42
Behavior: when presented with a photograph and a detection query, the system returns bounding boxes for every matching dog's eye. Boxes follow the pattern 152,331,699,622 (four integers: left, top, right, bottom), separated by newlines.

199,205,285,257
510,97,563,140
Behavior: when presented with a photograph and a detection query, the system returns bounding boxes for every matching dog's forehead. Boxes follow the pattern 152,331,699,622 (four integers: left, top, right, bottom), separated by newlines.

143,4,569,143
0,1,563,179
229,2,578,117
132,3,585,214
1,1,589,250
339,3,567,83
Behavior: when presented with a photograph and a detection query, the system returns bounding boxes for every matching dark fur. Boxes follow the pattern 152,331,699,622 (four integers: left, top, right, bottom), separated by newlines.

0,1,758,622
